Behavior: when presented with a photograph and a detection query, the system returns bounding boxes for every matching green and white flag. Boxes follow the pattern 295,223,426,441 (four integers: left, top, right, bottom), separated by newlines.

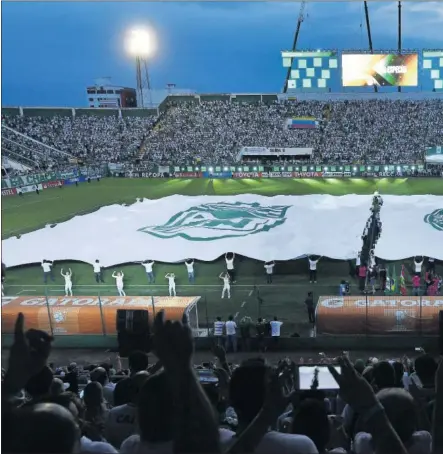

3,194,372,267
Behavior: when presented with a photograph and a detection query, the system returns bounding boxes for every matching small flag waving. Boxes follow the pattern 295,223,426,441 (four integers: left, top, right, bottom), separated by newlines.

400,265,408,296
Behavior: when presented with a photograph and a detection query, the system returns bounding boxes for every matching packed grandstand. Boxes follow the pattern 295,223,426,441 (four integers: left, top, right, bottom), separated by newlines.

4,41,443,454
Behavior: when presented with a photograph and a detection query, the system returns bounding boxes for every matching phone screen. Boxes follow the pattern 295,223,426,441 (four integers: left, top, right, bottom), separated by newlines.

298,366,341,390
197,369,219,384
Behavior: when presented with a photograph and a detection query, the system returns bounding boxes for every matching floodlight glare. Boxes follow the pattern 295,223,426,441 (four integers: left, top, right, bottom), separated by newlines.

126,28,156,57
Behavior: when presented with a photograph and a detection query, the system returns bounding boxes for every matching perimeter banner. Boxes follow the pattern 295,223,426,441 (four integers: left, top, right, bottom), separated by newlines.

316,295,442,335
1,188,17,196
1,295,199,335
124,171,167,178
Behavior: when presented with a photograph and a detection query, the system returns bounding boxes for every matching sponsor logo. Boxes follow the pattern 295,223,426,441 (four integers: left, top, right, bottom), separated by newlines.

126,171,165,178
293,172,322,178
42,180,63,189
261,172,293,178
138,201,290,241
1,188,17,196
173,172,200,178
424,209,443,232
233,172,262,178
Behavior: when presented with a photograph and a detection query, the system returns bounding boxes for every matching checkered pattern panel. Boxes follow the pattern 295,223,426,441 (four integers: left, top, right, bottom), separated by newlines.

422,51,443,91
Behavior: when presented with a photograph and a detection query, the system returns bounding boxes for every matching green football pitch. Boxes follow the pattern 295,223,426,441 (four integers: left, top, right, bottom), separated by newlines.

2,177,442,335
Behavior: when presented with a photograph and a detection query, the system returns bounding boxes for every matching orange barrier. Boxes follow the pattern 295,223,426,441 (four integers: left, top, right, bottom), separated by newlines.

316,295,442,335
1,296,200,335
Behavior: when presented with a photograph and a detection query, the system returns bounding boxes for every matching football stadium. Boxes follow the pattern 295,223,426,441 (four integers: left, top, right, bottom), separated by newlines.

3,2,443,453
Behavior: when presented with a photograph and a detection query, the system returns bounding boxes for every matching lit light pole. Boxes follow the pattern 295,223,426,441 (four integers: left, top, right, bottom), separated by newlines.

125,28,156,108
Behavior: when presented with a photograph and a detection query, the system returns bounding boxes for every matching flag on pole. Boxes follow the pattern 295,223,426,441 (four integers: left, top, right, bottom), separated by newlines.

391,265,398,294
385,266,391,294
400,265,408,296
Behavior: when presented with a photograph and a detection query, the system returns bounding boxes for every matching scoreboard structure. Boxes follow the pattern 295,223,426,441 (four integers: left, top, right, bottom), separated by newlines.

282,50,339,91
282,50,443,93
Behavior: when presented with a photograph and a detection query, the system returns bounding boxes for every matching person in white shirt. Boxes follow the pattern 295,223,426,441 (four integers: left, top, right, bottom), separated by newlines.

225,315,237,353
264,261,275,284
42,260,55,283
185,259,195,283
270,316,283,349
140,260,155,283
60,268,73,296
112,271,126,297
165,273,176,297
93,259,104,283
414,256,424,276
355,252,361,277
225,252,236,283
308,255,321,283
213,316,225,347
219,272,231,299
224,361,318,454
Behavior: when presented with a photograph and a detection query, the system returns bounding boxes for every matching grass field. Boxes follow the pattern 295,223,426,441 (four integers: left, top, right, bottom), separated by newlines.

2,177,442,336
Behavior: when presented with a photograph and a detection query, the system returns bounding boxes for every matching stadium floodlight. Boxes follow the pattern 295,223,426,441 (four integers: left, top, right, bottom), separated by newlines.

339,166,343,170
324,167,328,171
126,28,156,58
281,167,285,171
412,166,415,170
195,167,199,171
125,27,157,108
310,166,314,170
238,167,242,171
353,167,357,171
224,167,228,171
253,167,257,171
397,166,401,171
385,166,389,171
368,166,371,171
209,167,214,172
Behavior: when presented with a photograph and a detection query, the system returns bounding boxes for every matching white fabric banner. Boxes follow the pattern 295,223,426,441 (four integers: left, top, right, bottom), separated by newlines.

375,195,443,260
2,194,371,267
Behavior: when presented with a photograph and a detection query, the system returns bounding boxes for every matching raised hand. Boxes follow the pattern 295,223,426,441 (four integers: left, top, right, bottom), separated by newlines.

6,313,53,392
328,356,378,413
153,310,193,373
263,368,294,419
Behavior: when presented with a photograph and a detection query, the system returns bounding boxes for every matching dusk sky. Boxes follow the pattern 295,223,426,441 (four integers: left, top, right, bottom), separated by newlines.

2,1,443,107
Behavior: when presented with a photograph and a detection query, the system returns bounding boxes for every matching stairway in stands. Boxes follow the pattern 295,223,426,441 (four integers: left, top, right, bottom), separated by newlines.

136,112,166,162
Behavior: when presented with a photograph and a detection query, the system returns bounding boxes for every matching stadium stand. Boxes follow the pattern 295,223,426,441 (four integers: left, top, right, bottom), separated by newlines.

2,97,443,171
2,311,442,454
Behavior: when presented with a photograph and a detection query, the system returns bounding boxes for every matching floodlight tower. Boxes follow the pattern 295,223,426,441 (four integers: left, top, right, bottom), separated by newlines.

126,28,157,108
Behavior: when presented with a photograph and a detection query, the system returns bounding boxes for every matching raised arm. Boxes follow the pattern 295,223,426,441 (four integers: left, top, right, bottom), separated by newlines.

69,269,72,276
165,273,170,279
60,269,64,276
219,273,224,279
121,272,124,278
112,272,117,278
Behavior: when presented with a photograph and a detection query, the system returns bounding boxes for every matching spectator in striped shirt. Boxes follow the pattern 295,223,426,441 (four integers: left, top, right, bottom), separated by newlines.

213,316,225,347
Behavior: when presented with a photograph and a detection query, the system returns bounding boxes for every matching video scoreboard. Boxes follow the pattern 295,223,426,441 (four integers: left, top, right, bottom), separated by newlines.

282,50,443,92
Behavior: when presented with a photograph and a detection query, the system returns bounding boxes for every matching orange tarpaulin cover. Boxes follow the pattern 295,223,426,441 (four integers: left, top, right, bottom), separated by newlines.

1,295,199,335
316,295,442,335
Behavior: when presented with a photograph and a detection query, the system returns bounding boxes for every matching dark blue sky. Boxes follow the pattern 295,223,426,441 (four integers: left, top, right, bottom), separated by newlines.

2,2,442,106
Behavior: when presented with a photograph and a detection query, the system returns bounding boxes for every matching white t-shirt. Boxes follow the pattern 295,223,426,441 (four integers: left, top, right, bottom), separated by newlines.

226,258,234,270
115,275,124,287
270,320,283,336
167,276,175,286
264,264,275,274
185,262,194,273
356,256,361,266
93,263,102,273
414,260,423,273
222,276,230,287
104,404,138,449
354,431,431,454
219,429,318,454
142,262,153,273
120,430,234,454
42,262,52,272
80,436,118,454
63,273,72,285
214,321,225,336
225,320,237,335
309,259,318,271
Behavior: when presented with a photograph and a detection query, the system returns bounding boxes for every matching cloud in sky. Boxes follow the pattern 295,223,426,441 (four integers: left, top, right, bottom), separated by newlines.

1,2,441,107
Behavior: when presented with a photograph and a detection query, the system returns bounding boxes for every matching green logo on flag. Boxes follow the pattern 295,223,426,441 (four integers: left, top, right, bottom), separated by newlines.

138,202,290,241
424,209,443,231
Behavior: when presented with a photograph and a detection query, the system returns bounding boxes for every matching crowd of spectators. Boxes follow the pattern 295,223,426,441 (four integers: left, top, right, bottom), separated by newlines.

1,115,155,170
3,311,443,454
2,98,442,172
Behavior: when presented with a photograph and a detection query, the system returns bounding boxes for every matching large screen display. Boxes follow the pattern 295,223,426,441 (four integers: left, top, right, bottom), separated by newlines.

342,54,418,87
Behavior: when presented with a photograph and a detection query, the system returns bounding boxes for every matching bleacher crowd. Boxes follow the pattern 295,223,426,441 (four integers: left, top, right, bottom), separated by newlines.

2,311,442,454
2,98,443,171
